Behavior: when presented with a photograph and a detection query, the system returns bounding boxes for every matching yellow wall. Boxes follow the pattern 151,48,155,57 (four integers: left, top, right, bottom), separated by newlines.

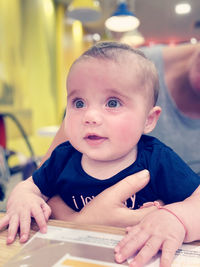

0,0,93,164
0,0,63,159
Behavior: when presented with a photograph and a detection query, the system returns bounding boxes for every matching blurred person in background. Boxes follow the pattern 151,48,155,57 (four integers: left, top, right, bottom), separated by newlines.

141,43,200,175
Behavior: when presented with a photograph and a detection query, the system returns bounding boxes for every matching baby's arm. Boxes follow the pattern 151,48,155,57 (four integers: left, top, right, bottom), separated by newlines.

164,185,200,242
0,118,68,244
115,185,200,267
0,177,51,244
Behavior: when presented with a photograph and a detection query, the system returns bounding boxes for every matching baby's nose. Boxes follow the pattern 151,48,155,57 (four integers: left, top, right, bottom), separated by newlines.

84,109,102,125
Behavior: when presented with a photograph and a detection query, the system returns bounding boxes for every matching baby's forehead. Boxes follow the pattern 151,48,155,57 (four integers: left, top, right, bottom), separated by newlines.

68,55,147,90
71,52,143,72
68,49,158,106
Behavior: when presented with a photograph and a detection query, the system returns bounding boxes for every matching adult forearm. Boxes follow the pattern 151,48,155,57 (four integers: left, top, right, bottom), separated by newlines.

47,196,76,220
39,119,68,166
163,42,200,65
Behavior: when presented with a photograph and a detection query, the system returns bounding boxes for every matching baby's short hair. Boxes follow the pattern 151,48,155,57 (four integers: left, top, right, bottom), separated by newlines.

73,41,159,105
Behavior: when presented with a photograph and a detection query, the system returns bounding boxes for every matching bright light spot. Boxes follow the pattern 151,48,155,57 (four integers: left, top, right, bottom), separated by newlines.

105,16,140,32
175,3,191,14
93,33,101,42
190,38,198,44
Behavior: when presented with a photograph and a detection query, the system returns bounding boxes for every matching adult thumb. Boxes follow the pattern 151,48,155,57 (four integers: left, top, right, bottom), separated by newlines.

112,170,150,203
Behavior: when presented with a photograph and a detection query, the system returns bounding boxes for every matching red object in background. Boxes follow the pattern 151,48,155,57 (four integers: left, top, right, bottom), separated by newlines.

0,115,6,148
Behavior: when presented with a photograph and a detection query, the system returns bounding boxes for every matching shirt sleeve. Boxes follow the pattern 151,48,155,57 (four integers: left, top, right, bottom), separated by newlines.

32,142,72,198
150,145,200,204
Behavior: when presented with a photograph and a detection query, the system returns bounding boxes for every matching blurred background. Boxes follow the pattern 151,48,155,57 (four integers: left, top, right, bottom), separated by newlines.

0,0,200,207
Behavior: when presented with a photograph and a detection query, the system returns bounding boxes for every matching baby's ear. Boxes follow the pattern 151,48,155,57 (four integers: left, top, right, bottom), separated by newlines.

143,106,162,134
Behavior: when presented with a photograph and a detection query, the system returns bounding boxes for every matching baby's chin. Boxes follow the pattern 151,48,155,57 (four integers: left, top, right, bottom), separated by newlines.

82,151,122,163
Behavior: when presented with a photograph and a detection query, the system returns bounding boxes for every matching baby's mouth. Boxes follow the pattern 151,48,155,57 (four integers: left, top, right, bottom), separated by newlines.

84,134,107,142
87,135,102,140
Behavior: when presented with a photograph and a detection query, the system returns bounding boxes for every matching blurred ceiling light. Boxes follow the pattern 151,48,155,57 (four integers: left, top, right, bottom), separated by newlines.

190,38,198,44
84,33,101,43
175,2,191,14
120,30,145,46
66,0,101,23
105,0,140,32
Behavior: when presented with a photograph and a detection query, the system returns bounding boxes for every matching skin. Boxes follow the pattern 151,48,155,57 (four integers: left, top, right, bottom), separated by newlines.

0,170,155,244
47,43,200,267
115,185,200,267
41,43,200,163
1,43,200,267
48,44,200,266
66,56,161,179
0,53,161,246
164,44,200,118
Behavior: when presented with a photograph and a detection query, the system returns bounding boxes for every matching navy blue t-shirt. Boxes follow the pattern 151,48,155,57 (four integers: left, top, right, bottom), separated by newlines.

32,135,200,211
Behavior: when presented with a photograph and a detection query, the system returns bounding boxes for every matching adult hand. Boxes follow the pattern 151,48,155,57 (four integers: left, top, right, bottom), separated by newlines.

0,178,51,244
64,170,158,227
76,170,154,226
114,207,186,267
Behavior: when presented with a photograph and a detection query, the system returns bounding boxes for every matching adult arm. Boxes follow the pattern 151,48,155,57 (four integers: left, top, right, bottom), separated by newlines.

115,185,200,267
163,42,200,69
40,118,68,165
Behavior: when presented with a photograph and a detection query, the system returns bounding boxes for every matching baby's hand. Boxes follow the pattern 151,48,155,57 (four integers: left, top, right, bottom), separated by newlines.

115,208,186,267
0,179,51,244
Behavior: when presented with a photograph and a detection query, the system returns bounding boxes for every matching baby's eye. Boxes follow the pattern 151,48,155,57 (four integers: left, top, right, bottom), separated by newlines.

73,99,85,108
106,98,121,108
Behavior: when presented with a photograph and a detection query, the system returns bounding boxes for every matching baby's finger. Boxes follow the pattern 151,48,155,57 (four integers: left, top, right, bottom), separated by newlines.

41,202,51,221
31,204,48,233
7,214,20,244
19,212,31,243
115,230,149,263
115,226,139,253
160,240,180,267
0,214,9,230
130,236,162,267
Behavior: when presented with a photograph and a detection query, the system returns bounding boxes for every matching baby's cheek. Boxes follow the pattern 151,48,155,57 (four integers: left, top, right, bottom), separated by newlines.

115,118,143,143
114,121,134,140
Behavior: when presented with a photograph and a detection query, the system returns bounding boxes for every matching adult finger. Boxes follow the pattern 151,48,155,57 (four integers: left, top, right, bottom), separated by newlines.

115,201,163,228
111,170,150,203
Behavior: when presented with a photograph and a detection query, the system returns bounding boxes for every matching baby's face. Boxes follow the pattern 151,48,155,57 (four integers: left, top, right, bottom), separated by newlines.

65,57,152,163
